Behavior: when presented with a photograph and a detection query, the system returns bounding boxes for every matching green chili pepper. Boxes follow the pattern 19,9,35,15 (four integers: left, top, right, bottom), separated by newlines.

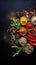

10,19,21,29
11,45,23,58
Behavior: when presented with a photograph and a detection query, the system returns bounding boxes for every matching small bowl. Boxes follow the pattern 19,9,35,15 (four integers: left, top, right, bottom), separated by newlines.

18,27,27,36
20,31,27,36
20,16,28,25
31,16,36,25
24,43,34,54
26,22,34,31
18,37,27,46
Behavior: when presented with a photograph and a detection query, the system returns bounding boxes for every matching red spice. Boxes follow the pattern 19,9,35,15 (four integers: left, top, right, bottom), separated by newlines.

26,22,33,30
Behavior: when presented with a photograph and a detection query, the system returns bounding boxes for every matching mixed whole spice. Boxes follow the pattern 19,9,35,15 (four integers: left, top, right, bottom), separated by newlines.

3,7,36,57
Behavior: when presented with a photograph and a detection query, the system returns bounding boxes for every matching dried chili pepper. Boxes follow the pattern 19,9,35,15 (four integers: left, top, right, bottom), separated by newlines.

25,36,36,43
27,31,33,35
28,35,35,40
25,36,32,41
28,31,36,39
29,42,36,48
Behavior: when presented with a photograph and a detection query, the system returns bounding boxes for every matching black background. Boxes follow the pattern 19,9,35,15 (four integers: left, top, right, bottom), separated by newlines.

0,0,36,64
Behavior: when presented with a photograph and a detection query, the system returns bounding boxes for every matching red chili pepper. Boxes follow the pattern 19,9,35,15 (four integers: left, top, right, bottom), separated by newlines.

28,31,36,39
27,31,33,35
28,35,35,40
25,36,32,41
29,41,36,48
31,40,36,43
25,36,36,43
33,36,36,39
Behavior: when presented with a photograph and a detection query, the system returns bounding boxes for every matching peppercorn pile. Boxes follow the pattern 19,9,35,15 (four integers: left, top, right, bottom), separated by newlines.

6,7,36,57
